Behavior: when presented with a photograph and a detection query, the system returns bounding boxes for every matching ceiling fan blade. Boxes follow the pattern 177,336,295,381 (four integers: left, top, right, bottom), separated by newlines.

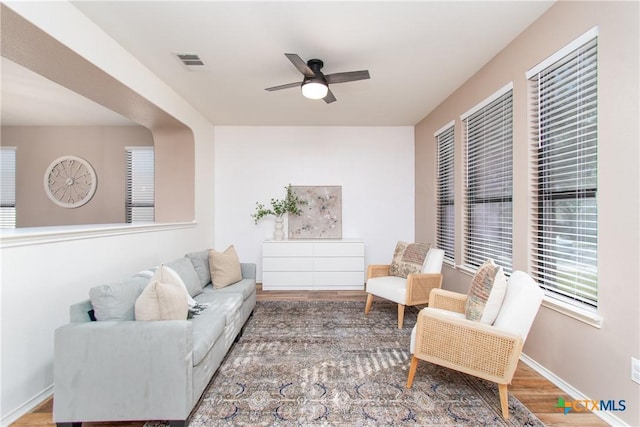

323,88,337,104
325,70,370,84
265,81,302,91
285,53,315,78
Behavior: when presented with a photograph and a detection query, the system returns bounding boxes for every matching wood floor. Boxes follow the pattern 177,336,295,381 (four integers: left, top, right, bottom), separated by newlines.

12,286,609,427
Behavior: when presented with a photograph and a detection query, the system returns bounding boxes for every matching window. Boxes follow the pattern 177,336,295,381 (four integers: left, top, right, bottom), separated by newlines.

435,122,455,264
125,146,154,223
527,28,598,309
461,84,513,274
0,147,16,229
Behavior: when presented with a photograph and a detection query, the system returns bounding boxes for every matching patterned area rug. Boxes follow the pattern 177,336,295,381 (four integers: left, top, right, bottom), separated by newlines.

183,301,543,426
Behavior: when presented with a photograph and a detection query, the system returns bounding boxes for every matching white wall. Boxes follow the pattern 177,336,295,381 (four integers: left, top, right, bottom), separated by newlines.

0,3,215,423
214,126,415,281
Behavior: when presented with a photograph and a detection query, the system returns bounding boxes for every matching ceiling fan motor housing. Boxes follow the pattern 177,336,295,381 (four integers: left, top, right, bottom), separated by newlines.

304,59,327,85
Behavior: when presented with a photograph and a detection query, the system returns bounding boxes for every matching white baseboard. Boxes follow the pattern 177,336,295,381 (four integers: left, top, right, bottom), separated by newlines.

1,385,53,426
520,353,627,426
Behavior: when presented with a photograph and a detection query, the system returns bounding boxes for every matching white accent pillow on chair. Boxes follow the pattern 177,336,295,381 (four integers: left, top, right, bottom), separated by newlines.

422,248,445,273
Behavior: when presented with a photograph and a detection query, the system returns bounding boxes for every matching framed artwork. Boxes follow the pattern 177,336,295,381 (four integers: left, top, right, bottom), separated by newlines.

288,186,342,239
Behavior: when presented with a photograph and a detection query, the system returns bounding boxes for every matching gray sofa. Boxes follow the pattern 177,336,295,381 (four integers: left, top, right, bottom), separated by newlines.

53,250,256,427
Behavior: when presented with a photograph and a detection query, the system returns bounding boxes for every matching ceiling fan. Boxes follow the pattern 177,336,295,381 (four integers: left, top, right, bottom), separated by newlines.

265,53,370,104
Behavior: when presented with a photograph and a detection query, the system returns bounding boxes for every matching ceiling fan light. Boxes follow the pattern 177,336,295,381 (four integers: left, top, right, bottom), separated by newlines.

301,81,328,100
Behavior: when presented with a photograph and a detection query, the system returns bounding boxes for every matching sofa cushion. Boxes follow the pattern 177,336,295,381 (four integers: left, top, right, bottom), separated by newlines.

190,310,226,366
389,241,431,278
209,245,242,288
185,250,212,288
199,278,256,301
166,257,203,297
464,259,507,324
134,279,189,321
89,276,148,321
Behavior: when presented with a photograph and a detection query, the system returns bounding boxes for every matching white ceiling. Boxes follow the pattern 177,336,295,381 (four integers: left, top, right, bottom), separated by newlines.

3,1,555,127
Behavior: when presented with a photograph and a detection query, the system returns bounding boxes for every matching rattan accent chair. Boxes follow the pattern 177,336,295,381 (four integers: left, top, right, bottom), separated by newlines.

365,248,444,328
406,271,544,419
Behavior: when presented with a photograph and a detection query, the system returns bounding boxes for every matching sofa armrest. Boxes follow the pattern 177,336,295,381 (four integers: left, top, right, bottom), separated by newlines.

54,320,193,422
240,263,256,280
69,299,94,322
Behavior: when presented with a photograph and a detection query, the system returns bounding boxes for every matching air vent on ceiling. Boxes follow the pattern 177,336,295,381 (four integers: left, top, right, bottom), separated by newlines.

174,53,208,71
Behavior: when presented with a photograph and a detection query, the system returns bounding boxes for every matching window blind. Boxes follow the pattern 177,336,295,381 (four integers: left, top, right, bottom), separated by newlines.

436,124,455,263
0,147,16,229
125,147,154,223
529,34,598,308
462,88,513,273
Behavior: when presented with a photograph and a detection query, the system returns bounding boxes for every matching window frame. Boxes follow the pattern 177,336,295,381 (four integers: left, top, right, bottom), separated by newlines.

0,146,17,229
527,27,599,319
435,121,455,265
125,146,155,223
460,83,514,275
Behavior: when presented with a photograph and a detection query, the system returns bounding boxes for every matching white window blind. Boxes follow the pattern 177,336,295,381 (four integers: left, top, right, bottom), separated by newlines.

125,147,154,223
462,87,513,273
436,123,455,263
529,32,598,308
0,147,17,229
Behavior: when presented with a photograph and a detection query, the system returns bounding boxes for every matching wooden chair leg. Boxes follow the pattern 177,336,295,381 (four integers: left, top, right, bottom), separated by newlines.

498,383,509,419
406,356,419,388
397,304,405,328
365,294,374,314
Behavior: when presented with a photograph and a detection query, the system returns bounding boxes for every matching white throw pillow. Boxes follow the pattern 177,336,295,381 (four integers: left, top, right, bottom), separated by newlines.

135,279,188,321
149,265,197,307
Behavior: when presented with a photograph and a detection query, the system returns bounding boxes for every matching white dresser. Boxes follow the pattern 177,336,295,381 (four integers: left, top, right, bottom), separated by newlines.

262,240,365,290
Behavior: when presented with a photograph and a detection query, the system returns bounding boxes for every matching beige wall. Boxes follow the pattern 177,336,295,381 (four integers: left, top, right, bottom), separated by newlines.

1,4,196,226
153,127,195,223
2,125,153,227
415,1,639,424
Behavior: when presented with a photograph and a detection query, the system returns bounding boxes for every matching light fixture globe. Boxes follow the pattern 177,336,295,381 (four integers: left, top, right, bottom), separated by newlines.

301,80,328,100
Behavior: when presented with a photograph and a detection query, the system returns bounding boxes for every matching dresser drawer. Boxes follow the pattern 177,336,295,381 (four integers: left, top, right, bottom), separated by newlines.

262,240,364,291
314,257,364,272
263,257,314,272
262,272,314,289
314,242,364,257
314,272,365,287
263,241,314,257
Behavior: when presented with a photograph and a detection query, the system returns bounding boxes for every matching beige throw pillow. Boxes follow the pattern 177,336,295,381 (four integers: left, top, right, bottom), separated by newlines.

464,259,508,324
209,245,242,289
389,241,431,278
149,265,197,307
135,280,188,321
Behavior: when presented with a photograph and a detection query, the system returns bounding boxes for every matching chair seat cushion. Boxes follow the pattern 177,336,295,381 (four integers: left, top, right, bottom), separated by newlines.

200,278,255,301
366,276,407,305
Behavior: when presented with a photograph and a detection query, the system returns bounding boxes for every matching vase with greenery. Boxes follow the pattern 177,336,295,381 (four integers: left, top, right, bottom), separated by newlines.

252,184,306,240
